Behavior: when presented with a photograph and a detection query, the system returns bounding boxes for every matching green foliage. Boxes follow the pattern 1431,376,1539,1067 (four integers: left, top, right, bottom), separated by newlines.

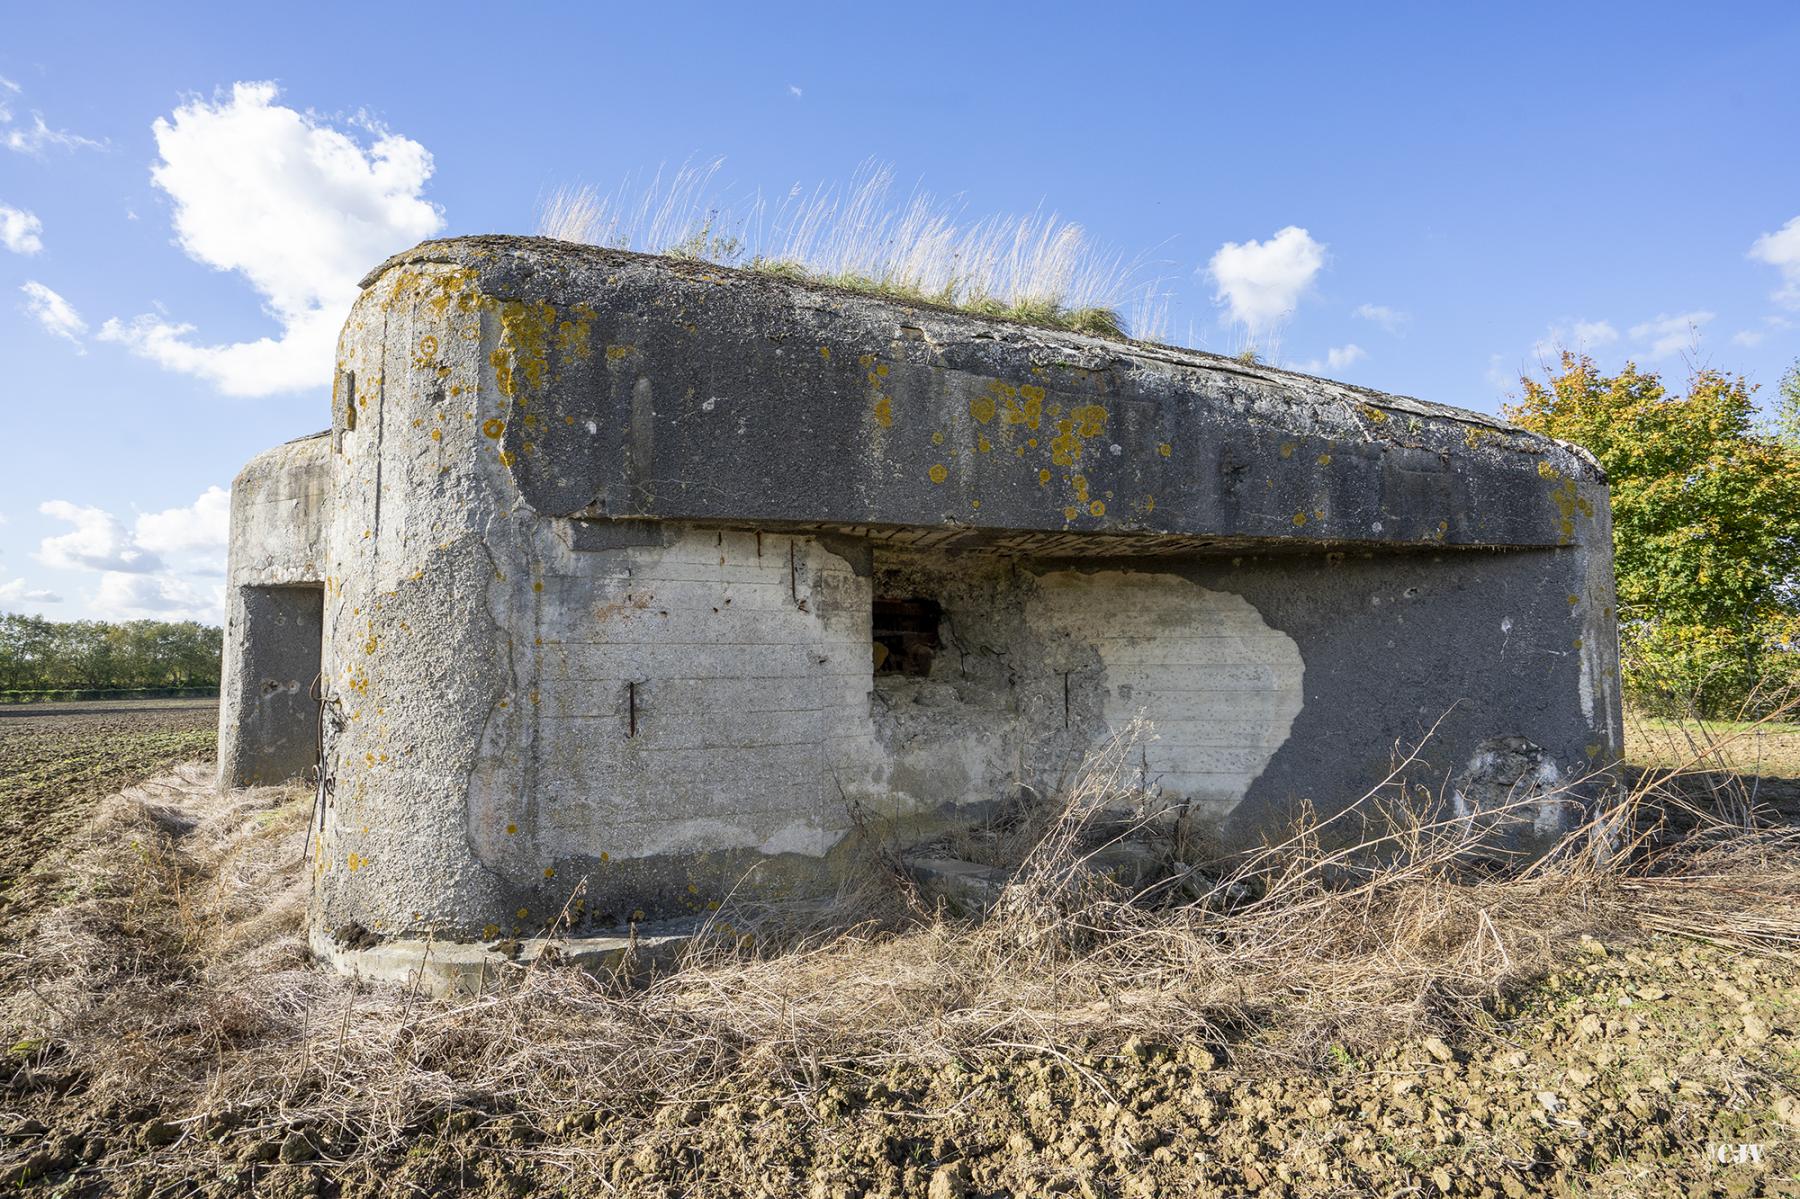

1779,359,1800,447
0,615,222,693
1507,353,1800,717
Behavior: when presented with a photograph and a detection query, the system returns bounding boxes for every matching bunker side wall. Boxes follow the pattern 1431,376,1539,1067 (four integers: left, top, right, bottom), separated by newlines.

217,434,331,789
314,267,888,943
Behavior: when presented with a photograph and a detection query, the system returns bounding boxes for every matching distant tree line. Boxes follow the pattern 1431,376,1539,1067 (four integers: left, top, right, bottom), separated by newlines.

0,615,222,693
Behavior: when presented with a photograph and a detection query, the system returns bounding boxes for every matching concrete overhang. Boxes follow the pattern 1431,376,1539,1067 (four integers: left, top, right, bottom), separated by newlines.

358,236,1601,553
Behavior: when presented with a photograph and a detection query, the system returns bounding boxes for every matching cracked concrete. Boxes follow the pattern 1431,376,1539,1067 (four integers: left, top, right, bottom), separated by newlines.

215,235,1623,970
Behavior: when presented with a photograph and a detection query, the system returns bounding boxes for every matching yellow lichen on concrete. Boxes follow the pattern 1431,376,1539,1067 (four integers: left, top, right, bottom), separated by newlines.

1049,404,1108,468
1546,474,1594,544
556,304,597,360
490,299,558,400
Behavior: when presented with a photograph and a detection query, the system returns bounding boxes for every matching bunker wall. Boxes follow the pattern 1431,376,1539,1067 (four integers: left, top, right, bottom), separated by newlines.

296,238,1621,951
217,434,331,788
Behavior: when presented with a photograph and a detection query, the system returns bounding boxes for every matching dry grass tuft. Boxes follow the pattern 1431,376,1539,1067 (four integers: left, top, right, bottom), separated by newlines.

537,159,1170,342
4,723,1800,1185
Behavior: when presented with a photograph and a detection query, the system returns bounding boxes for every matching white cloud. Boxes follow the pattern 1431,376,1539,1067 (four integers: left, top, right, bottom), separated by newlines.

33,488,231,622
1749,215,1800,309
102,305,345,396
1296,344,1367,375
787,84,804,98
0,77,103,155
19,281,85,349
1629,311,1714,360
1732,315,1794,348
0,204,42,254
134,486,230,558
89,572,221,623
2,114,104,155
100,81,444,397
1352,303,1408,333
1531,319,1619,361
37,501,161,573
1205,226,1326,337
0,578,63,609
1485,353,1514,392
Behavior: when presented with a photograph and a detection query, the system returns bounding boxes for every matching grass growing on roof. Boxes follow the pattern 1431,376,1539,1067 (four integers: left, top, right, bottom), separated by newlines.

537,159,1163,342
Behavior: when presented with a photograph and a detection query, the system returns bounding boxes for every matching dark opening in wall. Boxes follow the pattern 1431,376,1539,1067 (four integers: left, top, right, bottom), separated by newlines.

223,583,324,787
872,596,942,676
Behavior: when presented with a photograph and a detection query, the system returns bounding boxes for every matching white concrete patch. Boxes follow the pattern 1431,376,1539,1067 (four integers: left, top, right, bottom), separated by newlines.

1027,571,1305,817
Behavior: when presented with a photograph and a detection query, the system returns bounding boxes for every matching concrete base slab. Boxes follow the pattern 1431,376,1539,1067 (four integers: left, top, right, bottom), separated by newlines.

309,921,697,998
907,856,1010,913
907,841,1182,913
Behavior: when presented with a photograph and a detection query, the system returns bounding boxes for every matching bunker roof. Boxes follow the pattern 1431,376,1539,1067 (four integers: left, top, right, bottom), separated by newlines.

353,236,1603,554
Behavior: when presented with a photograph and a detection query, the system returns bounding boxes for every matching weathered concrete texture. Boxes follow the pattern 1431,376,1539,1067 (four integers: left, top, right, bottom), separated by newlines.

224,235,1621,961
217,433,330,788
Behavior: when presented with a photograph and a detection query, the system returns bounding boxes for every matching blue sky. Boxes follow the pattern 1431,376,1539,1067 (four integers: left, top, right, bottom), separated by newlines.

2,1,1797,622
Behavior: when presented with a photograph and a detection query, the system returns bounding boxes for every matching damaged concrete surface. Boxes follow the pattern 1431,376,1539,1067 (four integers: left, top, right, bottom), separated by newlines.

213,235,1623,961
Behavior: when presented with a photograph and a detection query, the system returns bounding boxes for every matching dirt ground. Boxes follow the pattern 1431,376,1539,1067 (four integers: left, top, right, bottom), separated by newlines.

3,712,1799,1196
0,699,216,916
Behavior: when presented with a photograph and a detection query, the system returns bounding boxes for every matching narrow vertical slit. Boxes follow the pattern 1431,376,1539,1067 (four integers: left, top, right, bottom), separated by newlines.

627,681,638,739
789,542,799,604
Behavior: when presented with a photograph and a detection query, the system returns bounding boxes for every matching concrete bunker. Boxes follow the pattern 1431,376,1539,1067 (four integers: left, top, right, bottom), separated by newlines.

215,235,1623,987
